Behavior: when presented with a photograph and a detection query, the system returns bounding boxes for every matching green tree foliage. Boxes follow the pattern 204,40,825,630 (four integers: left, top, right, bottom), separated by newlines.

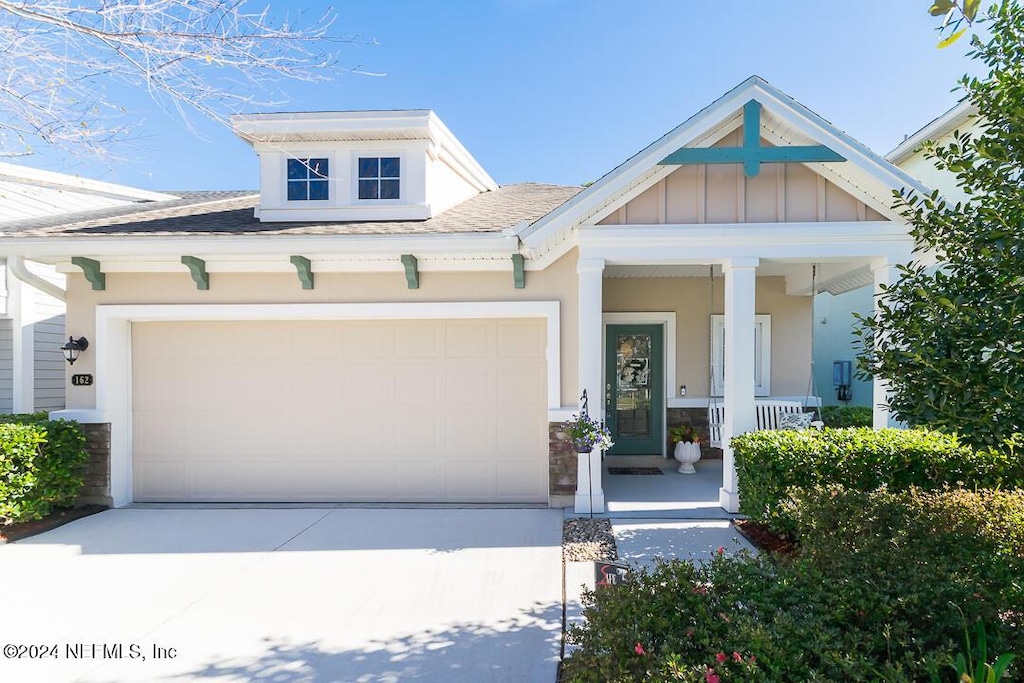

856,1,1024,448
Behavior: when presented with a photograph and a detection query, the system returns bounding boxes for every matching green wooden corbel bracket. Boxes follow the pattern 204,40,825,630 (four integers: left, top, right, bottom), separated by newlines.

512,253,526,289
401,254,419,289
290,255,314,290
181,255,209,290
71,257,105,291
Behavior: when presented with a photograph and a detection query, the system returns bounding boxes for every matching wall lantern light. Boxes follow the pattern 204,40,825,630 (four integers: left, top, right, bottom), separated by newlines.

61,336,89,365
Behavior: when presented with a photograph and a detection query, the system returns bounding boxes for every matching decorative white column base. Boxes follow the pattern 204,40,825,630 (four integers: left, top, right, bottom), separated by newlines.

719,487,739,514
574,450,606,514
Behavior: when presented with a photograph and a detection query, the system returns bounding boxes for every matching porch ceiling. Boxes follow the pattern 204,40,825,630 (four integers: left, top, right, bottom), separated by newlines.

603,259,875,296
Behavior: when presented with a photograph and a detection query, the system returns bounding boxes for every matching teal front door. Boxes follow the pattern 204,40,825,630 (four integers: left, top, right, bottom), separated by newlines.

605,324,664,455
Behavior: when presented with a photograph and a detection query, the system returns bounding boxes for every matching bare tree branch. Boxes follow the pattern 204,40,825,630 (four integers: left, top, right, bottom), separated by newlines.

0,0,368,159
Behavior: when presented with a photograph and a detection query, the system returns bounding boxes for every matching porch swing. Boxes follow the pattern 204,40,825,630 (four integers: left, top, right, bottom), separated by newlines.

706,264,822,449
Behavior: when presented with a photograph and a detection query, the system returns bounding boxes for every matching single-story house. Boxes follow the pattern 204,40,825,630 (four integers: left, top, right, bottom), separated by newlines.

1,163,175,415
0,76,931,513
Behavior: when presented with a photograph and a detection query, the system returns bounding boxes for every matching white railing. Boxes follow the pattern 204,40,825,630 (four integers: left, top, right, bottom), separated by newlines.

708,399,807,448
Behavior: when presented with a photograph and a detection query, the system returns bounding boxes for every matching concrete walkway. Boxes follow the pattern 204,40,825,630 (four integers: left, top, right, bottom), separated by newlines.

0,507,563,683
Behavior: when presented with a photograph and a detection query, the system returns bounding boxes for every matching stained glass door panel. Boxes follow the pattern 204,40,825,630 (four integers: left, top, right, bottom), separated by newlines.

605,325,664,455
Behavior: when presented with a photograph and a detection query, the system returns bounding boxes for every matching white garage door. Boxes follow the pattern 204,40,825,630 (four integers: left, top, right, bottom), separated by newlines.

132,319,548,503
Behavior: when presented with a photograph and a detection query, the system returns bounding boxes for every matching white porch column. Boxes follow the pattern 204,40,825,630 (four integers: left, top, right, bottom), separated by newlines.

871,258,893,430
720,257,758,513
575,257,605,514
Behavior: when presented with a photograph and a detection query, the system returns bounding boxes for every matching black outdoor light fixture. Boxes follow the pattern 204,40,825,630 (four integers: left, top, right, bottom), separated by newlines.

61,336,89,365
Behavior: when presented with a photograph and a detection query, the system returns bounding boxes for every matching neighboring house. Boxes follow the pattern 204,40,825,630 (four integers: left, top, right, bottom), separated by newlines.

811,100,979,410
0,163,175,414
0,76,928,512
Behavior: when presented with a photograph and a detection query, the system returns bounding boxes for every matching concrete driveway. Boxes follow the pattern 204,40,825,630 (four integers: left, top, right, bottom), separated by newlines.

0,507,563,683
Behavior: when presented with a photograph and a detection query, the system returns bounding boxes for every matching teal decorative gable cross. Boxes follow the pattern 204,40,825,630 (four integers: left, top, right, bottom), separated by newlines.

658,100,845,177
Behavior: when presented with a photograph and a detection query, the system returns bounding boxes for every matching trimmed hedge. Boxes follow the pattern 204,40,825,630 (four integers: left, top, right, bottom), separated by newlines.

732,427,1024,532
819,405,873,428
563,486,1024,682
0,413,89,523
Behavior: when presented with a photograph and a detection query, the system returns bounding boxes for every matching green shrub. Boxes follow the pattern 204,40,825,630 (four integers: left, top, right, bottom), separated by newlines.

563,487,1024,682
0,414,89,523
820,405,873,428
732,427,1024,532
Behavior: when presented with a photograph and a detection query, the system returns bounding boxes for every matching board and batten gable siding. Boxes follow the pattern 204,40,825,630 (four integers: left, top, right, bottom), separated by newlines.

599,132,889,225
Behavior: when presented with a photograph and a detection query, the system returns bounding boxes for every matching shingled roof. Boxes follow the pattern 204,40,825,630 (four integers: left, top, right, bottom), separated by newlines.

0,183,581,238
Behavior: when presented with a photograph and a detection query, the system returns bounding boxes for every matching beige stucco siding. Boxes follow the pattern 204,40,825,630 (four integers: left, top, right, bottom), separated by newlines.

64,249,580,410
603,276,811,397
600,132,888,225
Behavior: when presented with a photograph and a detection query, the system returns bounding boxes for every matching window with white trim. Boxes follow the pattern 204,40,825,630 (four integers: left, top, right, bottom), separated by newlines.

710,314,771,396
358,157,400,199
286,158,329,201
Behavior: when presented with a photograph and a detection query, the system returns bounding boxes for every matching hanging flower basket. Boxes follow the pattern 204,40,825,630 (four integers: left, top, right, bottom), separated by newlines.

565,412,614,453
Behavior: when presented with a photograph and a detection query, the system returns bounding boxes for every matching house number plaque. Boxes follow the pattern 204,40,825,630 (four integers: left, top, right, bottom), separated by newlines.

71,374,93,386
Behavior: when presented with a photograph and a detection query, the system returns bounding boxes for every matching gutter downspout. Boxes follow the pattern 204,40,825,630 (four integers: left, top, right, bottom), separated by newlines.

4,256,66,414
6,256,66,302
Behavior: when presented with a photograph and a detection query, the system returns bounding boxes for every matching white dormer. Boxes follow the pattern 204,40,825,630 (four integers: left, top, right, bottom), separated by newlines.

230,110,498,222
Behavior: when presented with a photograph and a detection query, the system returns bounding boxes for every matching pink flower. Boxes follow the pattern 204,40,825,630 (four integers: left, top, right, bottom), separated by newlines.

705,667,720,683
717,546,726,555
715,652,728,663
634,642,646,656
692,585,708,595
685,628,695,638
749,654,757,664
732,651,743,662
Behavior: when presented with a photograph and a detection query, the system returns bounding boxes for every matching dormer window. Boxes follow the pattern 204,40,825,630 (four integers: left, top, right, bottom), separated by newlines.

287,158,329,201
358,157,400,200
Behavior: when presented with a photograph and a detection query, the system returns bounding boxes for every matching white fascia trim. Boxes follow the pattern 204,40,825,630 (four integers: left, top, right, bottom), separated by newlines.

886,100,976,164
755,87,932,200
0,232,521,259
96,300,561,507
578,222,914,261
232,110,435,141
54,256,519,274
602,312,677,404
0,162,176,203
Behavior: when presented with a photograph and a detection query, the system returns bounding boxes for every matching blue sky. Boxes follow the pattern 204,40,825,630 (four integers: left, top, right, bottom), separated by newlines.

23,1,978,191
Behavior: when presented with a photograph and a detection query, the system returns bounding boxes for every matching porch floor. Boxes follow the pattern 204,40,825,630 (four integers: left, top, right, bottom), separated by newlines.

599,455,735,520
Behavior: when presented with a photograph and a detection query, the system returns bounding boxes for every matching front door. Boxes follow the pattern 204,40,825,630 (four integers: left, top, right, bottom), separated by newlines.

605,324,664,455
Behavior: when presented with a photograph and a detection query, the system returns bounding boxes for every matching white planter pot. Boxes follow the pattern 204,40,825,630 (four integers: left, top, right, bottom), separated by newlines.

673,441,702,474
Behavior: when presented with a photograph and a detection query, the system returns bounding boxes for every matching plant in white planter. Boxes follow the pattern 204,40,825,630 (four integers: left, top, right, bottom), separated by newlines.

565,413,614,453
669,425,702,474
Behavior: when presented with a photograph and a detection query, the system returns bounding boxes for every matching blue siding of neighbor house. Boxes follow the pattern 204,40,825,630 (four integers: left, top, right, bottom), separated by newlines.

813,288,873,408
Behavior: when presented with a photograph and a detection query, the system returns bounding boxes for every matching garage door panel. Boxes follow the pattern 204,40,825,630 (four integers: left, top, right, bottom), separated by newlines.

497,364,546,406
444,364,496,405
496,461,546,499
134,411,187,458
133,319,547,503
444,321,495,358
498,321,546,358
395,322,443,358
345,323,396,358
444,462,496,500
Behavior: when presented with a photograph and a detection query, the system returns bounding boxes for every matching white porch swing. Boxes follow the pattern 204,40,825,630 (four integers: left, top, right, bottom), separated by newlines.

707,264,822,448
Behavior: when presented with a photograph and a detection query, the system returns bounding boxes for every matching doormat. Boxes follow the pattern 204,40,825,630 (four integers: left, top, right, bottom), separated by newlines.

607,467,664,476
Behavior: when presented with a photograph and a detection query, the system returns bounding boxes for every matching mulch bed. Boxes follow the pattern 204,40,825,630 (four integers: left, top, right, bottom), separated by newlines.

0,504,108,544
733,518,797,555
